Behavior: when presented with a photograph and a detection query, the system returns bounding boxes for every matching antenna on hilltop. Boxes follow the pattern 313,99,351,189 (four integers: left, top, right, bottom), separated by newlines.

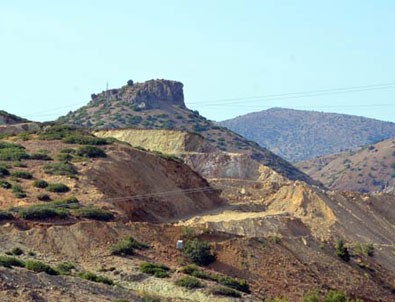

105,81,109,104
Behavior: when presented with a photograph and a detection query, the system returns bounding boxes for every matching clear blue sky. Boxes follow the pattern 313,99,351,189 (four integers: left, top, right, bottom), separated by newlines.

1,0,394,122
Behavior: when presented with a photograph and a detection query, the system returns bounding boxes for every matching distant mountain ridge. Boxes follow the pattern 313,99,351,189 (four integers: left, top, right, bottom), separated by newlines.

219,107,395,162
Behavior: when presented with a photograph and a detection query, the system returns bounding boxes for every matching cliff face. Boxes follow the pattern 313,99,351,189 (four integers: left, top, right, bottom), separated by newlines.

90,79,185,109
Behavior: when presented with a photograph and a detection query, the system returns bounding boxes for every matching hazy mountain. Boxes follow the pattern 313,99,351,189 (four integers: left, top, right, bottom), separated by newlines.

219,107,395,162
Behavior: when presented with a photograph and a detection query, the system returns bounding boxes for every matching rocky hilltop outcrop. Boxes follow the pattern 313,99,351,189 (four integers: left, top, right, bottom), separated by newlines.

90,79,185,110
0,110,29,125
59,79,317,185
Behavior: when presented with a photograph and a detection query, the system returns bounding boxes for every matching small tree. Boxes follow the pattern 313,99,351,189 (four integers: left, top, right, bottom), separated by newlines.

127,79,134,86
335,239,350,262
183,239,215,266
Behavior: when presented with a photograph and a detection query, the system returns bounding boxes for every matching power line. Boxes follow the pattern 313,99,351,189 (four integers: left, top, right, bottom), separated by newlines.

187,83,395,107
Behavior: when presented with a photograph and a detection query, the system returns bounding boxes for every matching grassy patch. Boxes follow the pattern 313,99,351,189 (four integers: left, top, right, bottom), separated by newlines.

0,180,12,189
140,262,170,278
12,184,26,198
11,170,33,179
0,256,25,268
33,180,49,188
25,260,58,275
75,145,107,158
43,162,78,177
174,276,204,289
0,166,10,177
77,271,113,285
0,211,13,220
55,262,75,275
63,134,110,145
0,142,29,161
110,237,149,256
72,207,113,221
28,153,52,161
46,183,70,193
211,286,241,298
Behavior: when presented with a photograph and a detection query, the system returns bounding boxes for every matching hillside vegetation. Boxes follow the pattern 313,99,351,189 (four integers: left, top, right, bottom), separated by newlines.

297,137,395,194
219,107,395,162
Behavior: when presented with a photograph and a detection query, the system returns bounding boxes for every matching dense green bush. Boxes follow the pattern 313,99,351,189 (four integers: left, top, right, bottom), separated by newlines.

17,206,68,220
181,265,214,280
43,162,78,176
0,211,13,220
29,153,52,161
72,207,113,221
33,180,49,188
335,239,350,262
0,142,29,161
0,256,25,268
46,183,70,193
302,290,320,302
63,134,109,145
37,193,51,201
12,184,26,198
323,290,347,302
352,242,374,257
218,276,250,293
0,180,12,189
110,237,148,256
56,152,74,162
183,239,216,266
0,166,10,177
76,145,106,158
77,271,113,285
211,286,241,298
11,170,33,179
38,125,78,140
55,262,75,275
174,276,204,289
25,260,58,275
8,247,24,256
140,262,170,278
141,295,160,302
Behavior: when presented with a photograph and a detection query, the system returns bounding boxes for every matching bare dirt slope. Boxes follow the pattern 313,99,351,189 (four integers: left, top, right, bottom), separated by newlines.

296,138,395,194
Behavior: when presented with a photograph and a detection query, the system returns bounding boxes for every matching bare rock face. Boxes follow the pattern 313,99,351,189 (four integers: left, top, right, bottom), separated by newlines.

90,79,185,109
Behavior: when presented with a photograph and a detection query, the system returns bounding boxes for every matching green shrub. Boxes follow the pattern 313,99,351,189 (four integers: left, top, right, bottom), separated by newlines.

324,290,347,302
0,211,13,220
110,237,148,256
10,170,33,179
12,184,26,198
25,260,58,275
77,271,113,285
46,183,70,193
15,205,68,220
76,145,106,158
43,162,78,176
0,166,10,177
55,262,75,275
218,276,250,293
352,242,374,257
141,295,160,302
72,207,113,221
63,134,109,145
33,180,49,188
38,125,78,140
0,256,25,268
0,147,30,161
56,153,73,162
28,153,52,160
37,193,51,201
302,290,320,302
183,239,216,266
0,180,12,189
174,276,204,289
211,286,241,298
140,262,170,278
9,247,24,256
181,264,215,281
335,239,350,262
